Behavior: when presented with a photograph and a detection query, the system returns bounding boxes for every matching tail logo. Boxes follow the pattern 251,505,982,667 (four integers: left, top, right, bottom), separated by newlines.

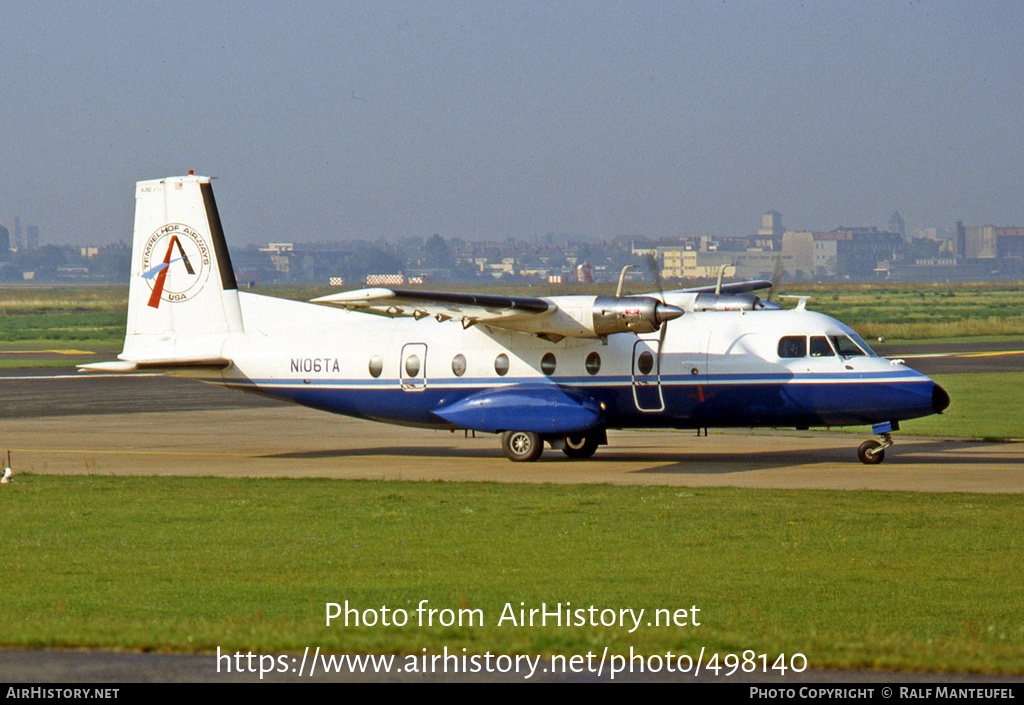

141,224,212,308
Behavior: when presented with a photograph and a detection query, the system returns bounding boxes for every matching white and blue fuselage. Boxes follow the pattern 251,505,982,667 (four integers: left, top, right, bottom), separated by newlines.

212,291,945,437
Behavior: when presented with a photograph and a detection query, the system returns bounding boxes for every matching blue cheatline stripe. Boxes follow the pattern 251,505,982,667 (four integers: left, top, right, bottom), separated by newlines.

226,369,931,391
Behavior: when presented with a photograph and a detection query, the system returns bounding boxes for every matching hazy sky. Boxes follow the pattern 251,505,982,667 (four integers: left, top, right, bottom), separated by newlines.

2,0,1023,246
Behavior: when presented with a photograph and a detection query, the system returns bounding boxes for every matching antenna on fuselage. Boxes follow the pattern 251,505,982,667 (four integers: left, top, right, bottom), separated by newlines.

779,295,810,310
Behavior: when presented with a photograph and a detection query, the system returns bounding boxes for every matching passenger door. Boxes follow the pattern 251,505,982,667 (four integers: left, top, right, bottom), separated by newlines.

400,343,427,391
631,339,664,412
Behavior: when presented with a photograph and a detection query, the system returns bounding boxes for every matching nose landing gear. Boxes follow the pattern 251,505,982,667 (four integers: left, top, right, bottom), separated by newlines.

858,422,897,465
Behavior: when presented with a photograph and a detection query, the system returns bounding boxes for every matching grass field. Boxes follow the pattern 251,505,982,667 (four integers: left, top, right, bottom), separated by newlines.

2,282,1022,346
0,287,127,348
2,477,1023,674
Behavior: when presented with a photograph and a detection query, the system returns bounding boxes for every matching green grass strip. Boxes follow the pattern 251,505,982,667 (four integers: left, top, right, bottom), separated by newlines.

2,476,1022,674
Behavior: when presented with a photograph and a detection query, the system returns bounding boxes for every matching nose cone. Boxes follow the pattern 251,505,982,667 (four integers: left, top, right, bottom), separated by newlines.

933,383,950,414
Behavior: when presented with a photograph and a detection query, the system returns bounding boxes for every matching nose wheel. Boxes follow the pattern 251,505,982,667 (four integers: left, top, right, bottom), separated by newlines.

858,432,893,465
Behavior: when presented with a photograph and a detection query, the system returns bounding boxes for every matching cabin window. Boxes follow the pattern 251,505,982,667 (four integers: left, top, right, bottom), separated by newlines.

494,353,509,376
778,336,806,358
831,335,866,357
636,350,655,375
451,354,467,377
810,336,835,357
585,352,601,375
368,355,383,378
541,352,557,376
404,354,421,377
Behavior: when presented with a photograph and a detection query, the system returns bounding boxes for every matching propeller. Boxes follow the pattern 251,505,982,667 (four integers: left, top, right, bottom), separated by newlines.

644,254,673,383
767,254,786,304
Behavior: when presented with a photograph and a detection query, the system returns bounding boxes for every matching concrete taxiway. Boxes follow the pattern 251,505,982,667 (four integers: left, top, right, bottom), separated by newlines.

1,365,1021,494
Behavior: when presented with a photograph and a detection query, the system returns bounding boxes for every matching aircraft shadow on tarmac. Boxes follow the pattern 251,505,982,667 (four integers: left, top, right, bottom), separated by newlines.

261,446,505,460
625,439,1015,475
259,438,1015,473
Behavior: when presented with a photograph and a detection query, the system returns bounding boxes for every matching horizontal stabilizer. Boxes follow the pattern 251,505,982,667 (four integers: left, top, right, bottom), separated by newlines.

78,357,232,373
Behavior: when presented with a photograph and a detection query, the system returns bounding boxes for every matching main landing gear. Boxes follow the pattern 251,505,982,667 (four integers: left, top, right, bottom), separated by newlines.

500,429,606,462
858,422,897,465
501,430,544,462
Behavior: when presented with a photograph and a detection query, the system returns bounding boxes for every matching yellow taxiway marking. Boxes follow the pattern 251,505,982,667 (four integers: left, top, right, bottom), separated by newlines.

8,447,449,461
10,448,250,458
0,349,95,355
961,350,1024,358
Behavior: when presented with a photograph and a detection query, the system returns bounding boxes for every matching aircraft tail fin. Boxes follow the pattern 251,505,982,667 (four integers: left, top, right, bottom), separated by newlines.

99,174,244,369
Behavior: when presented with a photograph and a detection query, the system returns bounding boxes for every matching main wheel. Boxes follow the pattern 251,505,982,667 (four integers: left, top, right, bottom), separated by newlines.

857,440,885,465
501,430,543,462
562,431,600,459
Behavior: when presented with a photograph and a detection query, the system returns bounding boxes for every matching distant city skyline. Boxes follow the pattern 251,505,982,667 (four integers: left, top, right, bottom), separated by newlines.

3,1,1023,246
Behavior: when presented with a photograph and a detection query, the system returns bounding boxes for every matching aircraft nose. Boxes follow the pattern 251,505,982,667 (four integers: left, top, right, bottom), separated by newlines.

933,383,950,414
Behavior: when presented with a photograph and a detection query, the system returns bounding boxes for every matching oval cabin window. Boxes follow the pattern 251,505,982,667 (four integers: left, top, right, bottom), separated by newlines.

368,355,383,378
541,352,556,376
451,354,467,377
637,350,655,375
405,354,420,377
494,353,510,376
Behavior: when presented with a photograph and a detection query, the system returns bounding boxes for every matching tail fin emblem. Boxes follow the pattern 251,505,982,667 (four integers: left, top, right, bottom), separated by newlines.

141,224,211,308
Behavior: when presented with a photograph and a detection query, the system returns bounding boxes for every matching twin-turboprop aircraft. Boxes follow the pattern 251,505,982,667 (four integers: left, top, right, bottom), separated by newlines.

81,173,950,464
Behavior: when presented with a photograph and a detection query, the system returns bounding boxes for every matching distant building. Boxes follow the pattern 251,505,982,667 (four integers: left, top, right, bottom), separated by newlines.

958,224,1024,276
758,210,784,242
814,227,901,279
781,231,814,279
888,211,906,240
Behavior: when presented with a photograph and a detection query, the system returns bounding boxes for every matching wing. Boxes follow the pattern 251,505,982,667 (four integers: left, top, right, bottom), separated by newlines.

312,288,684,340
674,280,774,295
311,288,554,329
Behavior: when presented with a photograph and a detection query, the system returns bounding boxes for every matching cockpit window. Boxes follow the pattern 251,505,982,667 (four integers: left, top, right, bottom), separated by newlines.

810,336,835,357
846,331,878,356
778,336,806,358
831,335,867,357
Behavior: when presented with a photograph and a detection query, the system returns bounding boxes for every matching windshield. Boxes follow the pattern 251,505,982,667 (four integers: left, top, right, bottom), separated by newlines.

845,331,878,356
831,334,872,357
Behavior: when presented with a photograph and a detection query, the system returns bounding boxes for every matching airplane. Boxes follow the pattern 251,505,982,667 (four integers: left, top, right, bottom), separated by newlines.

80,173,950,465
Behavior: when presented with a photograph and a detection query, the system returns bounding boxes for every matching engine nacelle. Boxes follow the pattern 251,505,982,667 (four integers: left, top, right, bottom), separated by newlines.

592,296,685,335
690,293,780,312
